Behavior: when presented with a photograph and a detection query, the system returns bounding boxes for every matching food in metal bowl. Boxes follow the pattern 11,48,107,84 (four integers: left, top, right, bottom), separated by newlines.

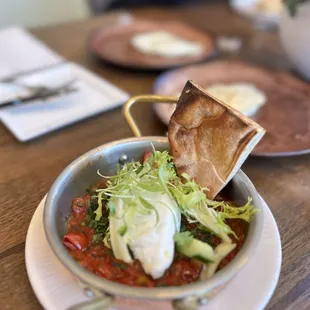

63,149,257,287
61,81,266,289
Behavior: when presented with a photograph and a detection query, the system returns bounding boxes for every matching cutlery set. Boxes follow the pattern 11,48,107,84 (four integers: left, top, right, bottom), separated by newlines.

0,79,77,109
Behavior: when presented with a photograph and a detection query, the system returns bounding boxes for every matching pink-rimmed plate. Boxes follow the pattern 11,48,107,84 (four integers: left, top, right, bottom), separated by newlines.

153,61,310,157
88,20,216,70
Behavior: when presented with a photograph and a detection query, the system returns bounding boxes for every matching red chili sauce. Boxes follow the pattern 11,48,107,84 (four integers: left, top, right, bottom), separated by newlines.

62,152,248,287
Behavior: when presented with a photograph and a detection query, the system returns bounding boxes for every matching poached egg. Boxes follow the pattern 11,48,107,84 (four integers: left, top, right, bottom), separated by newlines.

110,191,181,279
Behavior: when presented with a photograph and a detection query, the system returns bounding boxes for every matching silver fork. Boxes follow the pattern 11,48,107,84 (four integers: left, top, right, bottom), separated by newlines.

0,79,78,108
3,79,76,96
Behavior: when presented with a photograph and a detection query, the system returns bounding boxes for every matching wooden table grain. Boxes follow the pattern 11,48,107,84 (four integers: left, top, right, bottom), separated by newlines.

0,2,309,310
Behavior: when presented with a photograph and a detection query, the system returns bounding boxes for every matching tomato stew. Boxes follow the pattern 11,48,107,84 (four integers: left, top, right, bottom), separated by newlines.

63,193,248,287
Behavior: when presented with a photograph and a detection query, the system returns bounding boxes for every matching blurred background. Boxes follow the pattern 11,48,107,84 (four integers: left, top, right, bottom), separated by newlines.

0,0,90,28
1,0,219,27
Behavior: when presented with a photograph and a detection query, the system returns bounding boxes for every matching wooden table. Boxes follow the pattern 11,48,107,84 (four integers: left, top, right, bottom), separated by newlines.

1,2,309,310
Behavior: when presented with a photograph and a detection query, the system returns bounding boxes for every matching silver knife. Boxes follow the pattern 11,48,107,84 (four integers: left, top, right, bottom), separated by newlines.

0,85,78,109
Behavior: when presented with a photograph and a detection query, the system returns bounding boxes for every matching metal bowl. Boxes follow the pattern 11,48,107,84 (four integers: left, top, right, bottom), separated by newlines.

43,96,264,310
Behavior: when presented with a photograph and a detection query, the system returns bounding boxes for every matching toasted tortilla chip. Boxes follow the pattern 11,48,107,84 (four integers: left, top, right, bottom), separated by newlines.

168,80,265,199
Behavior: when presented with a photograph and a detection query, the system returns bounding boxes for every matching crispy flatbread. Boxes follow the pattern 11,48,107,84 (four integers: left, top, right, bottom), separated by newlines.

168,80,265,199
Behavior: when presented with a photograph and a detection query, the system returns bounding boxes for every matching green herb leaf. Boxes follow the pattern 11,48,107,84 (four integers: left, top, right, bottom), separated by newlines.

112,261,127,270
92,233,102,243
192,255,213,264
86,197,109,235
173,231,193,247
118,225,127,236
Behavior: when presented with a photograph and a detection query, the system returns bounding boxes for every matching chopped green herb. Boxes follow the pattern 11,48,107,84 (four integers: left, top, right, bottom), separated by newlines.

92,234,102,243
118,225,127,236
173,231,193,247
86,197,109,235
180,221,188,232
112,261,127,270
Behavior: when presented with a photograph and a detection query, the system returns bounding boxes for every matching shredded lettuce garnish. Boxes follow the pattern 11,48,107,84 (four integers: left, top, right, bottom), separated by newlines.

95,150,178,226
208,197,259,223
94,149,257,242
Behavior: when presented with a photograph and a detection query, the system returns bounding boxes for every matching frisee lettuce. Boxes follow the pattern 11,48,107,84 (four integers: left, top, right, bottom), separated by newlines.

94,149,257,242
95,150,178,225
208,198,259,223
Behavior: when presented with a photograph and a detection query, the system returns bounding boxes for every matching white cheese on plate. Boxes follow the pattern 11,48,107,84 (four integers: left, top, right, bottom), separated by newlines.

131,31,204,58
166,83,266,121
206,83,266,117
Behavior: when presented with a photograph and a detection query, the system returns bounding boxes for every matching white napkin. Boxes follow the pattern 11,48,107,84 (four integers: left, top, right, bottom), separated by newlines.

0,27,129,142
0,27,62,80
0,63,129,141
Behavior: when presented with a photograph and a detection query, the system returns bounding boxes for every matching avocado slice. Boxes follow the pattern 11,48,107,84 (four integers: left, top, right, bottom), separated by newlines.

176,237,215,264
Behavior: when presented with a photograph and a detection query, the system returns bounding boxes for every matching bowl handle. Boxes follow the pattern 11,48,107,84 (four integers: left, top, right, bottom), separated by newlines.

123,95,178,137
67,295,113,310
172,295,208,310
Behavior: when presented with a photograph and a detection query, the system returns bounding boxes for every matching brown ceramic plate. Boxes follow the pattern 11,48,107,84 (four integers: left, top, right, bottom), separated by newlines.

153,61,310,157
88,20,215,70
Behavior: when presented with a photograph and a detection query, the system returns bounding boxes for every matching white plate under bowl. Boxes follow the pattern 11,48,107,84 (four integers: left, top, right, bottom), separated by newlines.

25,195,281,310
